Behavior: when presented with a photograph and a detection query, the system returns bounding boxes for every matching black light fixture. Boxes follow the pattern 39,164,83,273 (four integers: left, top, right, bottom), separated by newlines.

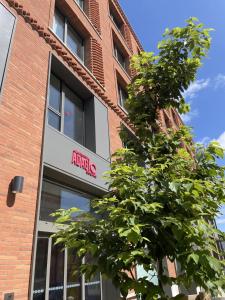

11,176,24,194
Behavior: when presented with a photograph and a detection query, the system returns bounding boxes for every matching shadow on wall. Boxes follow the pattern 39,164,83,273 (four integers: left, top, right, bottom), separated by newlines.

6,180,16,207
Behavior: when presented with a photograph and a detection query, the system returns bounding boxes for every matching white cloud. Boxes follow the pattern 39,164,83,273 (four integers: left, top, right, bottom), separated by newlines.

183,78,210,99
214,74,225,89
215,131,225,148
181,109,198,123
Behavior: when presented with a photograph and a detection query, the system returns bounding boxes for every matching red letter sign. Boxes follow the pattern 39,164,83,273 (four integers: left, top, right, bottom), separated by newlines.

71,150,96,178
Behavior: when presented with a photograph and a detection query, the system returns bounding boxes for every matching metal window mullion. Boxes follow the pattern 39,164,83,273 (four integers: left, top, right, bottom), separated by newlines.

81,38,85,62
119,86,122,107
63,248,68,300
82,257,85,300
82,102,85,146
48,106,61,116
61,83,65,133
64,17,67,44
100,273,103,300
114,46,118,59
45,237,52,300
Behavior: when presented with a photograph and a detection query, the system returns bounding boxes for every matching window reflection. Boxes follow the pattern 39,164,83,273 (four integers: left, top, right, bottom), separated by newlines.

53,10,65,41
53,9,84,62
40,180,90,222
33,234,102,300
33,237,48,300
49,243,64,300
64,86,84,145
48,73,85,146
85,254,101,300
67,249,82,300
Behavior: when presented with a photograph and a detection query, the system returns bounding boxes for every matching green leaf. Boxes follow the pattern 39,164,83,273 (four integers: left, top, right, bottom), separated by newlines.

187,253,199,264
169,182,180,193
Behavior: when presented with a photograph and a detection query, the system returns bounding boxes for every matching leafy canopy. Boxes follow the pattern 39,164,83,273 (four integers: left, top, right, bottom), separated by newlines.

53,18,225,299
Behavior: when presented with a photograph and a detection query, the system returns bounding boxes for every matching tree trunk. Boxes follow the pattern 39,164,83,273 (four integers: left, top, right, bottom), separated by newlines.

157,258,164,293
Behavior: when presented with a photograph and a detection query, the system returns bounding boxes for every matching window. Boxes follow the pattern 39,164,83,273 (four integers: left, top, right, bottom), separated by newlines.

110,11,122,33
114,44,126,70
118,83,128,109
53,9,84,62
0,3,16,93
120,124,136,149
33,234,102,300
75,0,84,10
40,180,91,222
33,180,101,300
48,73,85,145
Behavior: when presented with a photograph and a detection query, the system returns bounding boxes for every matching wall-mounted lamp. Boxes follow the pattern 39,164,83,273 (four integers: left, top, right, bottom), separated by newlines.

11,176,24,194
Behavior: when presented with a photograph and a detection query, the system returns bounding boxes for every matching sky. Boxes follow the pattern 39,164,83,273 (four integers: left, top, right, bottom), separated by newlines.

119,0,225,231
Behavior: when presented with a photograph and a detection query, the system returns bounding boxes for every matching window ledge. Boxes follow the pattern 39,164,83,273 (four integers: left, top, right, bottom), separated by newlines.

113,54,131,80
118,103,128,115
48,28,105,91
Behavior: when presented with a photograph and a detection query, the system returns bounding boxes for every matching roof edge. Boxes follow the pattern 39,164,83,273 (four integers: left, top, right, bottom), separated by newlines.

113,0,144,51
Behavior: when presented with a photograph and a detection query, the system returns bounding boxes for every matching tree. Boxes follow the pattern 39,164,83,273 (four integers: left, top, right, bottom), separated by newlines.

53,18,225,299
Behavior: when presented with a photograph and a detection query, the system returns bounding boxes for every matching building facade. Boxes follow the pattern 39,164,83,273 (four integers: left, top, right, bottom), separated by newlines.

0,0,182,299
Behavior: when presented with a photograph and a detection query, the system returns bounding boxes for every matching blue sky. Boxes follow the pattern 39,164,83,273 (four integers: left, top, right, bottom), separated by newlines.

119,0,225,231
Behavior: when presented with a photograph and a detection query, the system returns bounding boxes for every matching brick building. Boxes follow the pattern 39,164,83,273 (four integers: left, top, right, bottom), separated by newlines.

0,0,184,299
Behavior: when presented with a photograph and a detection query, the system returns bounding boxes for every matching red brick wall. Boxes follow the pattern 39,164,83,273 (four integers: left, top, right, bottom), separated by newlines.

121,23,133,52
86,0,101,34
0,1,50,298
86,37,105,86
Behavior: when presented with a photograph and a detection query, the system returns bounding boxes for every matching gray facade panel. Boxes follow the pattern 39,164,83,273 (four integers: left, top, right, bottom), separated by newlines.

85,97,96,153
94,97,110,161
43,127,109,191
0,4,15,91
102,280,120,300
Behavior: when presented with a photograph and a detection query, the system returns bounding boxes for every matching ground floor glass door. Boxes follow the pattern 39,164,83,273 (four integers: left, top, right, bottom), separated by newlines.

33,233,102,300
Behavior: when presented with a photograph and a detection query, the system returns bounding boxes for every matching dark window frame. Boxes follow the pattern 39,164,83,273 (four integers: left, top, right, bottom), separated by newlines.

75,0,85,10
114,43,127,71
39,178,92,222
110,11,123,33
117,83,128,110
33,235,102,300
32,178,102,300
53,8,85,62
48,72,86,146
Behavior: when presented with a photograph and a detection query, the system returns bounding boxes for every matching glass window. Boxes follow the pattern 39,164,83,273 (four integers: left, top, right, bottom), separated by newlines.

49,74,61,112
67,24,84,61
48,74,62,131
53,9,84,63
114,45,126,70
64,86,84,144
48,73,85,145
40,180,91,222
0,3,16,92
49,243,65,300
53,9,65,41
85,255,101,300
33,237,49,300
75,0,84,10
67,249,82,300
110,11,122,33
118,84,128,109
33,234,102,300
48,110,61,131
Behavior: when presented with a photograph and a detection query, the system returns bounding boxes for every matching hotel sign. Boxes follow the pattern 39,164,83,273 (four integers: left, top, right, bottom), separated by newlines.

71,150,97,178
